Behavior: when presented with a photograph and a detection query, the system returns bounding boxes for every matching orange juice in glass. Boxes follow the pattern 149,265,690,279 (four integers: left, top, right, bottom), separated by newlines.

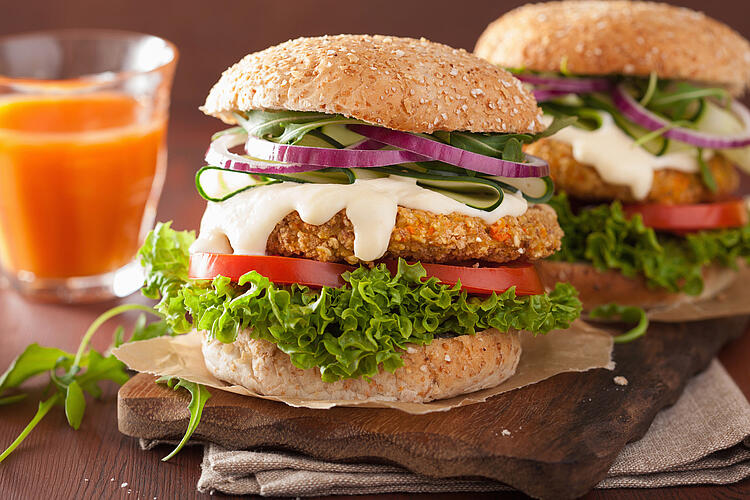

0,30,177,302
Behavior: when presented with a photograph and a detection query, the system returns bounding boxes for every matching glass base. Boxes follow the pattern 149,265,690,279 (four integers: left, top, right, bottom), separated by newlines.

3,260,144,303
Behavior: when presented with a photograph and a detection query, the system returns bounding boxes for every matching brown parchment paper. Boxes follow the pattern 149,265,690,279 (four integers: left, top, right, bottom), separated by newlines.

648,262,750,322
112,320,613,415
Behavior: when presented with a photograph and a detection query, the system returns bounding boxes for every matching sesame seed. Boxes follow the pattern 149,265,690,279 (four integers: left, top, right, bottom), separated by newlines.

470,88,484,97
502,429,511,436
444,354,451,362
449,68,458,76
394,49,405,57
420,365,428,372
501,81,511,88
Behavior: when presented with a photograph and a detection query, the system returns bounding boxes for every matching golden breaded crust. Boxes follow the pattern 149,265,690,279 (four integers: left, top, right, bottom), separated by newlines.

201,34,544,134
475,1,750,94
525,138,739,204
266,204,562,265
201,327,521,403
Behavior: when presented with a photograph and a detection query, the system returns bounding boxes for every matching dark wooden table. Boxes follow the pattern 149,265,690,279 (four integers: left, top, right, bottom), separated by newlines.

1,115,749,500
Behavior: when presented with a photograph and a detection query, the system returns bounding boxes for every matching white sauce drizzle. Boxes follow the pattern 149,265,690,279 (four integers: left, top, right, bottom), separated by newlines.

190,176,528,261
550,112,704,200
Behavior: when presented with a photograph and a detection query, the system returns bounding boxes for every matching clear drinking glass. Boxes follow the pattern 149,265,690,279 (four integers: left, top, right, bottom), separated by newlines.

0,30,177,302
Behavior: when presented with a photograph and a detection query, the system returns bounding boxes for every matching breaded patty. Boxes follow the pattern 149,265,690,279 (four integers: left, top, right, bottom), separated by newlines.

525,138,739,204
266,205,562,265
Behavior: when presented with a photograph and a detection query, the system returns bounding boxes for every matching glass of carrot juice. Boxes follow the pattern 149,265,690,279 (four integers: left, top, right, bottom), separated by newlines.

0,30,177,302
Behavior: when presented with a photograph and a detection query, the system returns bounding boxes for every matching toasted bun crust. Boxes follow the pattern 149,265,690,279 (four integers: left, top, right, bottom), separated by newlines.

201,328,521,403
201,34,544,134
536,260,737,311
475,1,750,94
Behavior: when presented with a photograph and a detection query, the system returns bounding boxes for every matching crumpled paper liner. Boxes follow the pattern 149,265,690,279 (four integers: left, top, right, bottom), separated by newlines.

648,262,750,322
112,320,613,415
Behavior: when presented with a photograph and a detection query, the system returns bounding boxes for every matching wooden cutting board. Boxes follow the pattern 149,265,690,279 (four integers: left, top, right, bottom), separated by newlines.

118,315,749,499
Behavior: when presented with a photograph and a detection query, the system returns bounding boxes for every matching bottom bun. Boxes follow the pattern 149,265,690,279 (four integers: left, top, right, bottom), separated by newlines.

201,328,521,403
536,260,737,311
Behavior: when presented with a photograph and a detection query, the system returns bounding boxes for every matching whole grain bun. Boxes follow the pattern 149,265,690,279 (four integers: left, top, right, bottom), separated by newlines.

201,328,521,403
536,260,737,311
475,1,750,94
201,34,544,134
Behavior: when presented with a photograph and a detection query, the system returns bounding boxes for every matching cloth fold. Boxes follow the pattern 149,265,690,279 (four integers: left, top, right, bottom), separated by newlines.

147,359,750,496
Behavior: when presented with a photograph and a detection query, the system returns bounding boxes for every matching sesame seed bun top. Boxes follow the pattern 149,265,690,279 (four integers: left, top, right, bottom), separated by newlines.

474,1,750,95
201,34,544,134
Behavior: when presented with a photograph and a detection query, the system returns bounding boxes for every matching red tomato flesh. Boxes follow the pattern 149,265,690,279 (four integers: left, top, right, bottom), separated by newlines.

189,253,544,296
622,199,748,233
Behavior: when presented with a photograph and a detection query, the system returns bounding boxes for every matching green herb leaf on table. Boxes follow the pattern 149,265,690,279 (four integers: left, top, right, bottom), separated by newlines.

0,304,168,464
590,304,649,343
64,380,86,430
0,394,27,406
157,377,211,461
0,344,71,393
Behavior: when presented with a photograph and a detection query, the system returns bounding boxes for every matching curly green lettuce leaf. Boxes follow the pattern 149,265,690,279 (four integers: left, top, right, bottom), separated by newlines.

548,193,750,295
143,224,582,383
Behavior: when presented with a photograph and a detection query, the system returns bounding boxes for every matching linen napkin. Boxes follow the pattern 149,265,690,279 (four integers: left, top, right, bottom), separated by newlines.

145,359,750,496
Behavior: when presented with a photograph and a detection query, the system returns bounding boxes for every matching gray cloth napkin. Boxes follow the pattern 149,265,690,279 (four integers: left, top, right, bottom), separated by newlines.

148,359,750,496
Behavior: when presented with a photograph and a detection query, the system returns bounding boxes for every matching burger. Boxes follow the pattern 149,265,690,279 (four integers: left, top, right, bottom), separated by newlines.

475,1,750,311
139,35,581,403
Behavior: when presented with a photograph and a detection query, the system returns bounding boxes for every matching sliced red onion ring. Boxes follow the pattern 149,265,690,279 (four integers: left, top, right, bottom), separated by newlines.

206,133,324,174
612,84,750,149
244,135,428,167
348,125,549,177
533,89,575,102
517,75,612,93
345,138,387,150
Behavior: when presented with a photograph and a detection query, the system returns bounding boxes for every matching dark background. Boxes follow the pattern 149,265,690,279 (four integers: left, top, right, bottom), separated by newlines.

5,0,749,119
3,0,750,226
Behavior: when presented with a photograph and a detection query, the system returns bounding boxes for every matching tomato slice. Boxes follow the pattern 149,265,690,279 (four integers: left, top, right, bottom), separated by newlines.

622,199,748,233
384,260,543,295
189,253,352,288
189,253,544,295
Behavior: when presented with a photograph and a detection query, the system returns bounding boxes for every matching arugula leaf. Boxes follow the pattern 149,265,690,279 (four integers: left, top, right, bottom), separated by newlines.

277,117,361,144
157,377,211,461
549,193,750,294
113,314,172,348
590,304,649,343
0,344,71,394
144,225,582,383
0,394,27,406
235,110,329,138
64,380,85,430
446,116,576,160
0,304,169,463
0,394,61,463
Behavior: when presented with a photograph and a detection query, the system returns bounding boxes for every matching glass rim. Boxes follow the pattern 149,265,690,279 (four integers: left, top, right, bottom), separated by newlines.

0,28,178,86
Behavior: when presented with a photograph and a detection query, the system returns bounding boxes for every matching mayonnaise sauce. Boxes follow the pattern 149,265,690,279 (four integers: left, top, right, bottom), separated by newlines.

550,112,703,200
190,176,528,261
